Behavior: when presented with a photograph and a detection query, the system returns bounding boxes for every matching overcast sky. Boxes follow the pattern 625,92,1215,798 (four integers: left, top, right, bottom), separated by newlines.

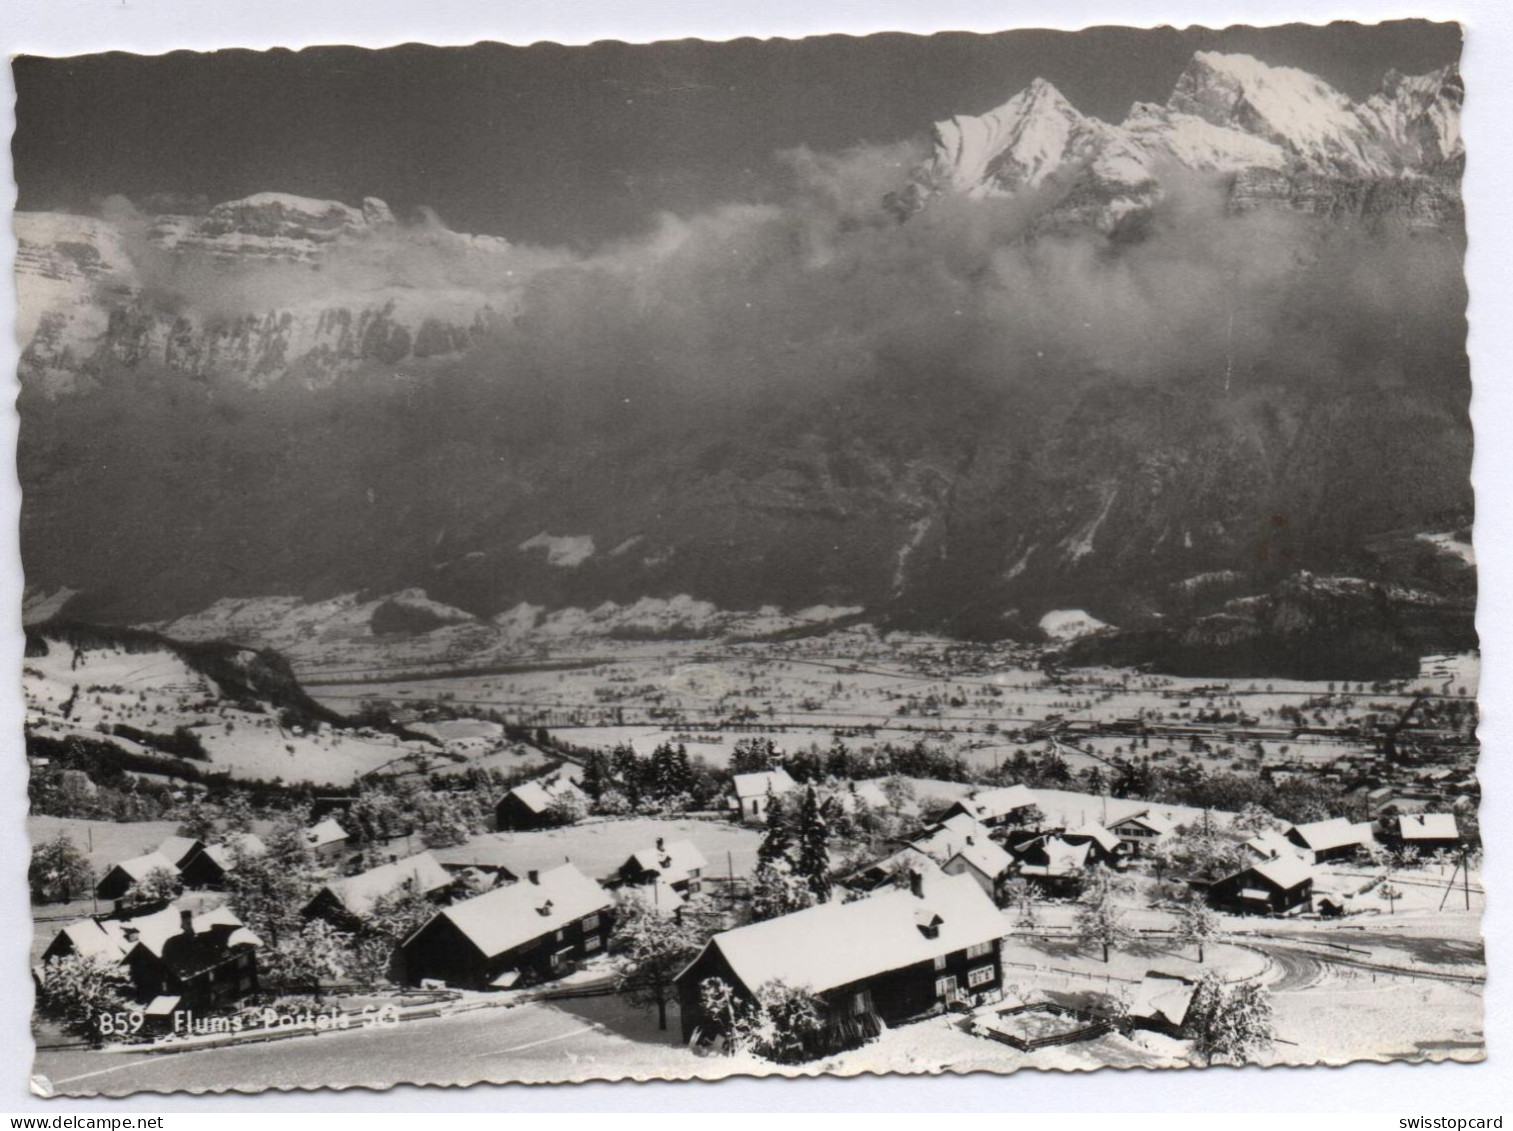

13,19,1461,248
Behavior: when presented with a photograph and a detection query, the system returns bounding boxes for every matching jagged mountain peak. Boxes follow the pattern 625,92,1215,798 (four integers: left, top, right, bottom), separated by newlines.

898,50,1463,228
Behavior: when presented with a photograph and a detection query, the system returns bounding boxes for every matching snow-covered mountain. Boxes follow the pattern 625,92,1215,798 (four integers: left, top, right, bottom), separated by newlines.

16,192,520,395
888,52,1463,229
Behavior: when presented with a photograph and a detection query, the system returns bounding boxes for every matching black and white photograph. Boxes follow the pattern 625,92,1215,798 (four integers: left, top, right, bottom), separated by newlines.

11,14,1485,1100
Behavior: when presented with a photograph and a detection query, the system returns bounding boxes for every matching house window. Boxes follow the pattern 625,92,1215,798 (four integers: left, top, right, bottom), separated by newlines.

966,940,994,960
585,934,601,953
968,965,996,989
851,992,868,1016
933,954,947,972
555,929,565,942
934,975,957,999
687,880,701,894
582,914,601,933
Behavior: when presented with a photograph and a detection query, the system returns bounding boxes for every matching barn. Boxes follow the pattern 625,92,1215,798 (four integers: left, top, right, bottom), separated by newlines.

675,871,1005,1049
398,863,613,989
178,833,267,890
943,784,1038,830
1378,813,1461,855
495,777,588,831
1285,818,1373,863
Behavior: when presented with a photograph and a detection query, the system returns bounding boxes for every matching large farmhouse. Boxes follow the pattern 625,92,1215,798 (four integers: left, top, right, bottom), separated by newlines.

675,871,1006,1049
43,904,263,1016
399,863,613,989
1105,810,1175,857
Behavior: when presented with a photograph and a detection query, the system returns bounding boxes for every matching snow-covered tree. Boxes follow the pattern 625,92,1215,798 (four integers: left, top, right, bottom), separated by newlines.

749,858,815,923
1074,870,1132,963
1175,899,1223,964
38,954,133,1046
1230,803,1281,836
612,901,706,1031
261,919,348,996
1184,971,1274,1066
795,786,832,903
121,865,182,910
29,832,95,904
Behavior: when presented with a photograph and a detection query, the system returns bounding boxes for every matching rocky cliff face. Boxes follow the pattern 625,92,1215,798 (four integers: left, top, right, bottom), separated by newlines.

16,192,520,394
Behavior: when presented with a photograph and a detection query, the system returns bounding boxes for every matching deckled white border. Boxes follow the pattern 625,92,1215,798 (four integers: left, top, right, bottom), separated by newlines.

1,0,1507,1114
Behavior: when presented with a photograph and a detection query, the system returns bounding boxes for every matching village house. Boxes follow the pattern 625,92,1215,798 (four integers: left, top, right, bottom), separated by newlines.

1105,810,1175,857
676,870,1006,1051
1377,812,1461,855
616,838,709,895
302,852,454,929
42,904,263,1016
494,775,588,831
1059,825,1124,868
1201,854,1315,916
96,850,180,902
1009,833,1095,897
1285,817,1374,863
729,768,797,825
398,863,613,990
1242,829,1308,864
178,833,267,890
942,784,1039,830
303,817,351,867
430,840,520,886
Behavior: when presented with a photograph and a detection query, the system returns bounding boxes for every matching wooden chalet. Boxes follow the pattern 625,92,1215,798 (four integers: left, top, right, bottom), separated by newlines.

1285,818,1374,864
729,769,797,825
96,851,180,902
494,776,588,831
303,852,454,929
617,838,708,895
398,863,613,990
1105,810,1175,857
179,833,267,890
676,871,1006,1049
1202,854,1314,916
1060,825,1124,868
155,837,208,871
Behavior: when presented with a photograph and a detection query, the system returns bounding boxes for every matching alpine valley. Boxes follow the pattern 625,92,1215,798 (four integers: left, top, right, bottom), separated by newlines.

16,51,1473,680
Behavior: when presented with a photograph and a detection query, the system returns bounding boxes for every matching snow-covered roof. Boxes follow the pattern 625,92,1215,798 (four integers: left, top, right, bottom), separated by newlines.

110,851,180,882
1064,825,1122,855
156,837,205,869
731,769,797,802
1250,854,1315,891
945,836,1015,880
619,880,685,915
1018,836,1092,877
55,904,263,965
319,852,452,917
1108,810,1175,836
1287,817,1369,852
304,818,349,849
625,840,708,886
1244,830,1304,861
686,872,1004,997
1130,971,1197,1028
505,776,585,815
957,785,1037,822
427,863,610,960
1396,813,1460,842
197,833,268,873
